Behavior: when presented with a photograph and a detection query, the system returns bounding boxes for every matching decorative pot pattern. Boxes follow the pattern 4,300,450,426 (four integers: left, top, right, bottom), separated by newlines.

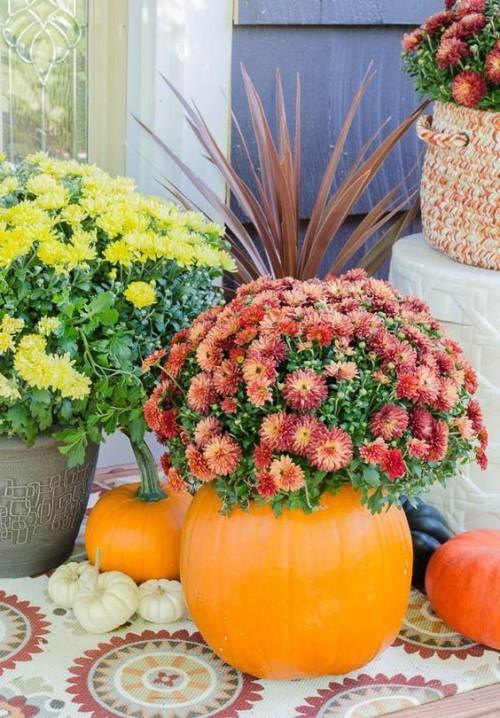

417,101,500,271
0,435,98,577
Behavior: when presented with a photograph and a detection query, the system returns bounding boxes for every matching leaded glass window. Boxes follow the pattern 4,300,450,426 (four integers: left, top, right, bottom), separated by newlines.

0,0,88,162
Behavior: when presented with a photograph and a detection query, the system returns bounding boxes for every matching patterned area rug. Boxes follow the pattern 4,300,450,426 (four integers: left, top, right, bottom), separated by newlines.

1,468,499,718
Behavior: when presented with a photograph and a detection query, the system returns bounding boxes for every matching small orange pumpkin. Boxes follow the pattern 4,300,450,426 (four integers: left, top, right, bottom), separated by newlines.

180,483,412,679
426,530,500,649
86,482,191,584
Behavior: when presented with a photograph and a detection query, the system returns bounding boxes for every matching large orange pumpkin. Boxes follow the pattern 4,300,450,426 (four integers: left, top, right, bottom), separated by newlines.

86,482,191,583
180,483,412,679
426,530,500,650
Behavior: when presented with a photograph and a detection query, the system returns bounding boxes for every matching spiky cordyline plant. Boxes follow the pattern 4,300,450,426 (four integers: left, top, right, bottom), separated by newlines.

138,66,425,284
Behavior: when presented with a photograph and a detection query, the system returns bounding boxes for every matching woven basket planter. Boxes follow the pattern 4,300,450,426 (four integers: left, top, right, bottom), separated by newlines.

417,101,500,271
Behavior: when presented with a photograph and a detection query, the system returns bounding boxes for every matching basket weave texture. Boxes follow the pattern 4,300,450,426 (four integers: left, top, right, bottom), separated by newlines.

419,102,500,271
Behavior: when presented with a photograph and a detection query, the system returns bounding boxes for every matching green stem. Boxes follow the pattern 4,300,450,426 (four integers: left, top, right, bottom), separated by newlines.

131,439,166,502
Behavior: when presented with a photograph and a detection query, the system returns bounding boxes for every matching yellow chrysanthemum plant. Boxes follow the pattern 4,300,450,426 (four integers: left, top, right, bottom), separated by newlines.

0,153,234,477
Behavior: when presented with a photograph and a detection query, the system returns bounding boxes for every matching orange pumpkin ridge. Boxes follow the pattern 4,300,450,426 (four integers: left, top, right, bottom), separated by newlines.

180,483,412,679
426,530,500,650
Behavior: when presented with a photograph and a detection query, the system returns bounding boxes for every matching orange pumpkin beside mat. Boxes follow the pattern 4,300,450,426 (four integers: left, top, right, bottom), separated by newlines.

86,482,191,584
426,530,500,650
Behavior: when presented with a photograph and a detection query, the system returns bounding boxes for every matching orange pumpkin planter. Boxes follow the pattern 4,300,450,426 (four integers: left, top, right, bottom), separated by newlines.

85,442,191,583
426,530,500,650
181,483,412,680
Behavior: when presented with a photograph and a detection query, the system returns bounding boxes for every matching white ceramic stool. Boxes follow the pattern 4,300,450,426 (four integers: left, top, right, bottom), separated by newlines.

389,234,500,532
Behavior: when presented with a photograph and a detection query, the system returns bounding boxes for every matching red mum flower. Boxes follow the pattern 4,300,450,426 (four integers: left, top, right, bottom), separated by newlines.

158,408,179,439
476,447,488,470
370,404,409,441
424,11,454,35
290,416,324,456
213,360,240,397
467,399,484,431
485,45,500,84
186,444,215,482
143,398,162,431
270,455,305,491
141,348,166,371
452,70,488,107
247,378,273,407
230,346,246,364
381,448,407,481
456,0,485,14
257,471,278,498
309,427,353,472
283,369,328,411
196,339,222,371
194,417,223,447
402,28,424,52
411,407,435,441
464,362,478,394
259,411,290,449
220,397,238,414
445,0,456,8
396,372,419,400
203,435,242,476
427,420,449,462
187,373,214,414
235,326,258,345
164,342,190,378
433,378,459,412
160,451,171,475
167,467,189,493
455,11,487,32
453,415,475,439
254,444,273,470
436,37,470,68
360,438,388,465
408,438,430,459
248,335,288,364
243,357,276,384
359,437,388,464
416,365,441,404
478,425,488,450
325,361,359,381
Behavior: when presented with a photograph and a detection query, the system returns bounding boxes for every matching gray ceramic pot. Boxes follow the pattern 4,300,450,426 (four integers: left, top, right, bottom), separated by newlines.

0,435,99,577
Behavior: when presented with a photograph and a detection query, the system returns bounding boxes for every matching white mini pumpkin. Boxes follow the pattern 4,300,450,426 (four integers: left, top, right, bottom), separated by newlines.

138,579,186,624
48,561,95,608
73,570,139,633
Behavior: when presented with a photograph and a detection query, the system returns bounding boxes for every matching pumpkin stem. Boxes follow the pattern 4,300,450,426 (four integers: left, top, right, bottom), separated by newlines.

131,440,167,502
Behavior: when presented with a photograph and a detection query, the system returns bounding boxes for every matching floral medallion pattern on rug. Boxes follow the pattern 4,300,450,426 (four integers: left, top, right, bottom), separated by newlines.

0,591,49,676
295,674,457,717
67,628,264,718
394,590,484,659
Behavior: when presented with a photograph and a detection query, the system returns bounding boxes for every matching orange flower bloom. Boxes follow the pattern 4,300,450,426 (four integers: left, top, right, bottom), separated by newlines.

203,435,242,476
269,455,305,491
309,427,353,472
290,416,323,455
187,372,214,414
166,467,189,493
186,443,215,482
283,369,328,411
370,404,409,441
194,417,223,447
259,411,290,450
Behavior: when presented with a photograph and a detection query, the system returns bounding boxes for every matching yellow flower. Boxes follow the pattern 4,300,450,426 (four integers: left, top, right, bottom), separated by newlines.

14,334,91,400
103,240,133,266
0,332,14,354
0,226,35,268
35,188,69,210
26,173,59,195
60,204,87,225
124,280,156,309
25,151,48,165
0,177,17,196
0,373,20,402
1,315,24,335
37,317,60,336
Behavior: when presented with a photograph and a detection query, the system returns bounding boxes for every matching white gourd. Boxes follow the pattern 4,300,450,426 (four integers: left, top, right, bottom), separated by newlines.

73,570,139,633
48,561,95,608
138,579,186,624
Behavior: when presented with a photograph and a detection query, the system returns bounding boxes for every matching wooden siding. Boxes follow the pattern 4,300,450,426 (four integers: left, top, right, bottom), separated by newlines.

231,1,441,222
